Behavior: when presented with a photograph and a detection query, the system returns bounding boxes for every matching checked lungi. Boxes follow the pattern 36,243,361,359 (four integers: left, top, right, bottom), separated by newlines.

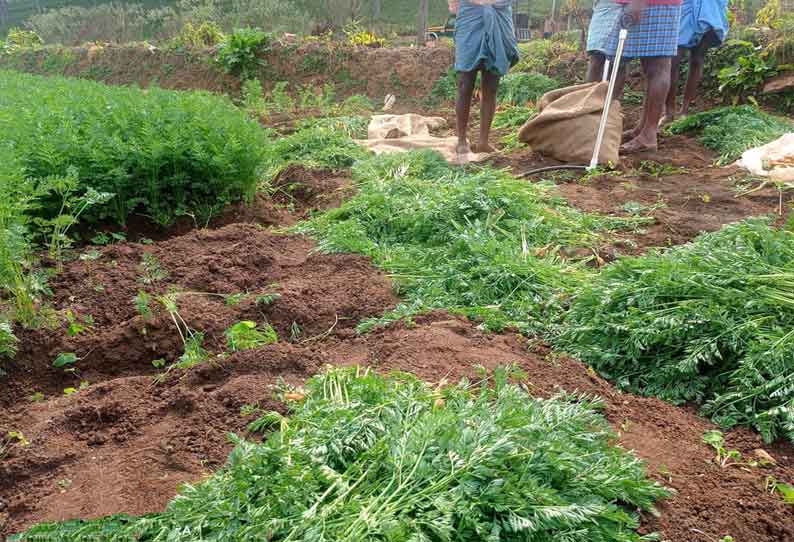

604,3,682,58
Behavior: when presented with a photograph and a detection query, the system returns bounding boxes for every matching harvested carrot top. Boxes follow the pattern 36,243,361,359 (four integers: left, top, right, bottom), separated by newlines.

16,366,669,541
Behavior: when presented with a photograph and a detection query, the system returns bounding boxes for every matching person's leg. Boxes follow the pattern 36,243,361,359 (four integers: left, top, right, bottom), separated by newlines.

455,70,478,154
680,34,710,116
661,47,685,125
618,62,646,140
587,52,607,82
476,69,500,153
622,56,672,153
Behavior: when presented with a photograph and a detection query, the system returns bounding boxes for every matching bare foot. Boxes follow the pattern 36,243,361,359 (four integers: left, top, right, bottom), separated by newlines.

622,128,641,143
472,142,498,154
456,140,471,155
620,136,658,155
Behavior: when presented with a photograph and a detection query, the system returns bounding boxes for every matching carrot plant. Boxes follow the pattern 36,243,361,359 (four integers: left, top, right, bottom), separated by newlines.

16,367,669,541
0,70,268,226
224,321,278,352
558,219,794,442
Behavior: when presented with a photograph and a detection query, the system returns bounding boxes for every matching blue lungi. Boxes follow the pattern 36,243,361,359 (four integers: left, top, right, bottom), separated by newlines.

678,0,729,48
454,0,519,76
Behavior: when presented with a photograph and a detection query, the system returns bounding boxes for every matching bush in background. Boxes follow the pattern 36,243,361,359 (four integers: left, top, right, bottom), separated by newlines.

23,0,309,45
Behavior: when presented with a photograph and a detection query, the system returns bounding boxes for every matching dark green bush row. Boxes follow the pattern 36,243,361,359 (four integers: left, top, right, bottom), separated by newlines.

0,69,268,226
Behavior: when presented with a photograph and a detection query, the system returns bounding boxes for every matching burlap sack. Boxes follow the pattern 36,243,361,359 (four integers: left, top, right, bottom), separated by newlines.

518,82,622,165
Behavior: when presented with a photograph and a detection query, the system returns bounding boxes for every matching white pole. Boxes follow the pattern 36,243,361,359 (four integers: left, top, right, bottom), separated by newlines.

588,28,628,170
602,59,611,82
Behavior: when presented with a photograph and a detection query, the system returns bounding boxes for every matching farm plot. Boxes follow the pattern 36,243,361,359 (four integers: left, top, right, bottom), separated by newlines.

1,70,793,542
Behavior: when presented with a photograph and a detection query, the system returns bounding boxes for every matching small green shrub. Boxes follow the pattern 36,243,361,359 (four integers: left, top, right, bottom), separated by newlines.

170,21,225,48
718,51,777,102
1,28,43,54
514,39,578,75
493,105,535,129
426,68,457,106
216,27,272,78
0,321,18,370
703,39,758,94
0,70,268,226
297,116,370,139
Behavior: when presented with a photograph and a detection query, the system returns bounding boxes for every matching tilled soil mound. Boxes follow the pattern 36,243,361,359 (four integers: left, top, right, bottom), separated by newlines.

2,314,793,541
2,223,398,407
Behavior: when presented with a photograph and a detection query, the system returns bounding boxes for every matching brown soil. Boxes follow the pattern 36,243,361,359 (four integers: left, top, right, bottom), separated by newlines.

3,313,793,542
2,222,398,408
495,133,791,255
0,42,454,104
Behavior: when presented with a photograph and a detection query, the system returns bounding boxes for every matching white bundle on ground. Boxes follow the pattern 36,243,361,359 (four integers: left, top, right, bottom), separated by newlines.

735,133,794,182
357,114,490,165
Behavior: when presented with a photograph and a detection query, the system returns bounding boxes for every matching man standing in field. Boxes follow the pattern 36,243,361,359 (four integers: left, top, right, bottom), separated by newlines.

586,0,683,152
449,0,519,156
662,0,729,124
605,0,683,153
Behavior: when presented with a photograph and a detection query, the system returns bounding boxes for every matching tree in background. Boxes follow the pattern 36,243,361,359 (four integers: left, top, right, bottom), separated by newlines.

293,0,365,28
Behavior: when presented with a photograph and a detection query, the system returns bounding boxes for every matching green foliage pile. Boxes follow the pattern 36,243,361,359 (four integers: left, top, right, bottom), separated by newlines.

298,115,371,139
0,69,268,226
558,220,794,443
668,105,792,164
298,150,640,334
262,126,369,179
16,367,669,542
497,72,560,107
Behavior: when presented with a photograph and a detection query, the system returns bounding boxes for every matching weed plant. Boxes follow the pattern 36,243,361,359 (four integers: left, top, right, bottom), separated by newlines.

0,70,268,226
298,150,642,334
557,219,794,442
216,27,271,78
493,106,535,129
668,105,792,165
16,367,669,542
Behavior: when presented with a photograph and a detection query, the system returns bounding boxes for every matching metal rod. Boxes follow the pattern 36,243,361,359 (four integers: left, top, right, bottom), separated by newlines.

589,28,628,170
602,59,610,82
518,165,588,177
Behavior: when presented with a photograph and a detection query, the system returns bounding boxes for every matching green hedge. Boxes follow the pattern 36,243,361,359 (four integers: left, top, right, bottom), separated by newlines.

0,70,268,225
